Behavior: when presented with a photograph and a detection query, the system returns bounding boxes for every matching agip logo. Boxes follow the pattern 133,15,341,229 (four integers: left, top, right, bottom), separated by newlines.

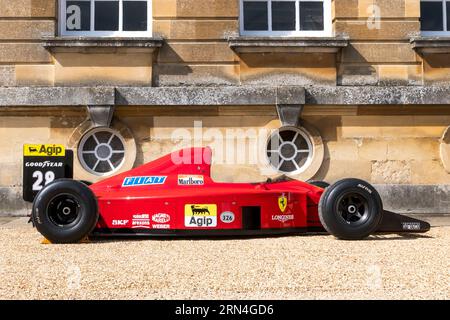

184,204,217,228
24,144,65,157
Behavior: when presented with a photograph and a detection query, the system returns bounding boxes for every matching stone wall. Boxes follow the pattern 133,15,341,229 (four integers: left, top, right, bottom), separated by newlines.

1,106,449,215
2,106,448,186
1,0,446,86
334,0,422,85
153,0,240,86
0,1,449,215
0,0,55,86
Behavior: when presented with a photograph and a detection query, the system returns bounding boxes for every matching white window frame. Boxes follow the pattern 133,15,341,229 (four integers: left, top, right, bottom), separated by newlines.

59,0,152,37
421,0,450,36
239,0,332,37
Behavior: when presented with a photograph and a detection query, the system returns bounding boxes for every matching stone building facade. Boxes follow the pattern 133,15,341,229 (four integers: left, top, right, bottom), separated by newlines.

1,0,450,215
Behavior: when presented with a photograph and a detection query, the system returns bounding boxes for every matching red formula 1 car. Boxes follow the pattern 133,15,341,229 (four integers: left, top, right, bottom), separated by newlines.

31,147,430,243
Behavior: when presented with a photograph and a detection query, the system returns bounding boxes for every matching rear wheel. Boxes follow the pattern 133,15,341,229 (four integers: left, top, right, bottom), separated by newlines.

32,179,98,243
318,178,383,240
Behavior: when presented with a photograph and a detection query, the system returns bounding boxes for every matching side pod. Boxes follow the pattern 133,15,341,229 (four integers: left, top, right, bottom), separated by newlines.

376,211,431,233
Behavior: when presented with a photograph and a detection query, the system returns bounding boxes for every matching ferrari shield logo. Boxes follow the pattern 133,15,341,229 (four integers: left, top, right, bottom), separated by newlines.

278,194,287,212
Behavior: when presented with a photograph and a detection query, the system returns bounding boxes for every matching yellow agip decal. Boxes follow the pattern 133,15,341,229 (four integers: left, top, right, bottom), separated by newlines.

24,144,65,157
184,204,217,228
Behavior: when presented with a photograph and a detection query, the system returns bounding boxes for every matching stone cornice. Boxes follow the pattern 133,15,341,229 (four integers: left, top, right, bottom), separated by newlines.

228,36,349,53
2,86,450,106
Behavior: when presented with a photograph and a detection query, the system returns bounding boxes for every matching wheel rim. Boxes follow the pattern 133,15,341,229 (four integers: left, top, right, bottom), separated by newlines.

336,192,369,225
47,194,81,228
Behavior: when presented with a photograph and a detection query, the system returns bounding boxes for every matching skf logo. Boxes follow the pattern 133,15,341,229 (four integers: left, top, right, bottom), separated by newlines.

184,204,217,228
24,144,65,157
278,194,287,212
112,220,129,226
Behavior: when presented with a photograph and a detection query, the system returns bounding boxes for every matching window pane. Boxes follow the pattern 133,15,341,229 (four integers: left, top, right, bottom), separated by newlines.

421,1,443,31
272,1,296,31
300,1,324,31
66,1,90,31
123,1,148,31
95,1,119,31
243,1,268,31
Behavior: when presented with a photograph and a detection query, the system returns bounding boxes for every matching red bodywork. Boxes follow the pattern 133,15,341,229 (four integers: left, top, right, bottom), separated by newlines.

90,147,325,236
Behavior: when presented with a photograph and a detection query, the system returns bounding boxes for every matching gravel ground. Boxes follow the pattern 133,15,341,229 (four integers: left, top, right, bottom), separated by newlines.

0,217,448,300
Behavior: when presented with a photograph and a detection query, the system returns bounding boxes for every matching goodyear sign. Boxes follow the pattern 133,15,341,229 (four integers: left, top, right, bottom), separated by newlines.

24,144,65,157
184,204,217,228
23,144,73,202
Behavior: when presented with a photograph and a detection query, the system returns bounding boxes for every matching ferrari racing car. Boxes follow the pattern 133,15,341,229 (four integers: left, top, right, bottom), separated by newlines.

30,147,430,243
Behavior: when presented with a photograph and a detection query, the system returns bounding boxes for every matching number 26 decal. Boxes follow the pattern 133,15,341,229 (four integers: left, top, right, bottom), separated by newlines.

32,171,55,191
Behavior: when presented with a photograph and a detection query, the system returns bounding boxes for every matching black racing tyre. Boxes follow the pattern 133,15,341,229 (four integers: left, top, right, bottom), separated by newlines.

32,179,98,244
307,180,330,189
318,178,383,240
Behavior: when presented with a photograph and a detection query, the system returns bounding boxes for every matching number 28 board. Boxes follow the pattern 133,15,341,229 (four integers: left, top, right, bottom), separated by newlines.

23,144,73,202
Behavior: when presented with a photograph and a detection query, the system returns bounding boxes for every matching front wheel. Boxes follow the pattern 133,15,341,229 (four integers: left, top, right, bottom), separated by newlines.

32,179,98,243
318,178,383,240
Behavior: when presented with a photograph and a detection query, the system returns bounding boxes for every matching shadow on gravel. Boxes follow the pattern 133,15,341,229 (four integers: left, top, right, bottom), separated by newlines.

88,233,312,243
86,231,433,244
364,233,434,241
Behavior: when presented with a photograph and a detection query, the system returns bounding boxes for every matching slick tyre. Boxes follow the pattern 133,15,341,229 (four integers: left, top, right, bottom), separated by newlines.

32,179,98,244
318,178,383,240
307,180,330,189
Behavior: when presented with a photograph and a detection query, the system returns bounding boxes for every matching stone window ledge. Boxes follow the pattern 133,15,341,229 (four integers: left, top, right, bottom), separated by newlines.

42,37,164,52
411,37,450,54
228,36,349,53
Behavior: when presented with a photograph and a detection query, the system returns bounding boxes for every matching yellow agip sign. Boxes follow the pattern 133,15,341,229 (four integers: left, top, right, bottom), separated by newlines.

23,144,66,157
